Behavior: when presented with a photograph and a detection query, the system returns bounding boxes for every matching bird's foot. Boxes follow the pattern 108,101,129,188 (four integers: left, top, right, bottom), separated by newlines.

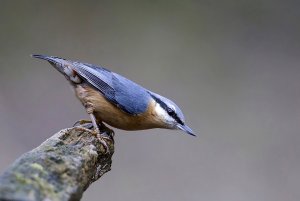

90,128,112,154
99,123,115,139
74,120,113,154
73,119,93,129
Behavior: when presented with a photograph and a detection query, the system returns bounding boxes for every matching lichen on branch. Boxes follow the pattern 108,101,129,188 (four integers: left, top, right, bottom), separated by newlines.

0,127,114,201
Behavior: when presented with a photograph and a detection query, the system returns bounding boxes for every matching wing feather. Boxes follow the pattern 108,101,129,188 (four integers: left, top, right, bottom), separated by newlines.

72,62,149,114
73,63,115,99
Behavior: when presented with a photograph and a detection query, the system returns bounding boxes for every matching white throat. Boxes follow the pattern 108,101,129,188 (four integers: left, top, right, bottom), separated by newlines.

154,103,174,126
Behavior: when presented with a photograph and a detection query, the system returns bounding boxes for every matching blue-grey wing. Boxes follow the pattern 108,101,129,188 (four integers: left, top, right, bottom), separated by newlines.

73,62,116,101
73,62,150,114
112,73,150,114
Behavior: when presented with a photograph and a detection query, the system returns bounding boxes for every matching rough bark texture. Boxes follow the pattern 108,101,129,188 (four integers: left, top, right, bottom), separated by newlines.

0,127,114,201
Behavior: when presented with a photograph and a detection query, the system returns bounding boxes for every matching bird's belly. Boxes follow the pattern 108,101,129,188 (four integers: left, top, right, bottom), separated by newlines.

95,111,149,130
75,84,160,130
94,101,158,130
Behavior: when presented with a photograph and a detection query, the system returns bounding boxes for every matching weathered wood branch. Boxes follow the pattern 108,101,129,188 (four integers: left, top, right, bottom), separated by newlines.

0,127,114,201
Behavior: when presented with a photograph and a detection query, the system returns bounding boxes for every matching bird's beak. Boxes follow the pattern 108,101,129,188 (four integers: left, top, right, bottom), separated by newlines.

176,124,196,136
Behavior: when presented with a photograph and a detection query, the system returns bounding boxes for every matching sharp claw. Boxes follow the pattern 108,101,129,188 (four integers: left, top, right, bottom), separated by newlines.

94,132,110,154
75,119,114,153
98,124,115,144
73,119,92,127
90,129,111,154
74,126,112,154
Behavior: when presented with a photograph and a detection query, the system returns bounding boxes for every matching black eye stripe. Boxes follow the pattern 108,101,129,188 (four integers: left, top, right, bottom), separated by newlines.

172,113,183,125
167,108,174,114
150,94,184,125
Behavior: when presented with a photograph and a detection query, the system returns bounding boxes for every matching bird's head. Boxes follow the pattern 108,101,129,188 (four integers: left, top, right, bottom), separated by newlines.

149,92,195,136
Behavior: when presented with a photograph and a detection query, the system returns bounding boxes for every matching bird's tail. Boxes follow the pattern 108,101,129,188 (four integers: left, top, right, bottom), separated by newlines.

32,54,81,83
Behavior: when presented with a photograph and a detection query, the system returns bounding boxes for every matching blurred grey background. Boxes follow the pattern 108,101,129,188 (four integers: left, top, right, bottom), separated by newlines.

0,1,300,201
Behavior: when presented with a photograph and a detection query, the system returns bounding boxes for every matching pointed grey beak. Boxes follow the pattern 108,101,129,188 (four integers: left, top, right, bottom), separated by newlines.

177,124,196,136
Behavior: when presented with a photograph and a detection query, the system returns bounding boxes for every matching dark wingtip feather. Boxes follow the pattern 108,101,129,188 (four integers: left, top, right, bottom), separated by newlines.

31,54,48,59
31,54,62,63
31,54,54,62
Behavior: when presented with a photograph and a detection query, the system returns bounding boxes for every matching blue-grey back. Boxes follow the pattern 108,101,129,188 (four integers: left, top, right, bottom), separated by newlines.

73,62,151,115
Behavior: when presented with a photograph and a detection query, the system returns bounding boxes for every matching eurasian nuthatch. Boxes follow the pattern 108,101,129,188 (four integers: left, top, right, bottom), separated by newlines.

32,55,195,143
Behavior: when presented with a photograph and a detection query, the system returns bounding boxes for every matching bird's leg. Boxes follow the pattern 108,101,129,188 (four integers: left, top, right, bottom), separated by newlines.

85,105,110,153
89,113,100,134
74,120,114,140
90,113,110,153
73,117,114,143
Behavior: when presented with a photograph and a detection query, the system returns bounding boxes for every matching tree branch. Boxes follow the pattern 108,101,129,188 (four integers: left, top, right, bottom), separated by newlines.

0,127,114,201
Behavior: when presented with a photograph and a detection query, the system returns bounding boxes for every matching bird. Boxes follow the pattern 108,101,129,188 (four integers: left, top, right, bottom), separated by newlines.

32,54,195,148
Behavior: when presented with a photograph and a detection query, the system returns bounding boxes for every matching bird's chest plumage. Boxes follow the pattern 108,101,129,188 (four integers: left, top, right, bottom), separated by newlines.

74,84,162,130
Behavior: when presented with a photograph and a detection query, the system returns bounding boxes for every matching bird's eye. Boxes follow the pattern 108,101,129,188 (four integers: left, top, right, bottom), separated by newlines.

167,108,175,115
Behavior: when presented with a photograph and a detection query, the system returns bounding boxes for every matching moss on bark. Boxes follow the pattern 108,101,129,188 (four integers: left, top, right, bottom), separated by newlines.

0,127,114,201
